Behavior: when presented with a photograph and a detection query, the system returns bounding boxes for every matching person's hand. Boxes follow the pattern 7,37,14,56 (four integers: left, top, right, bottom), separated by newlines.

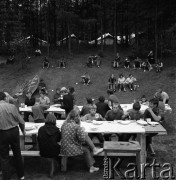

22,130,26,136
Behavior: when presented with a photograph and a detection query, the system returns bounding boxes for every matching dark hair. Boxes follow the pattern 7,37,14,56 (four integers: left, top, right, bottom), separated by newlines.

45,114,56,125
86,98,93,104
26,91,32,95
149,98,159,107
99,96,105,102
107,89,113,95
40,90,45,95
0,92,6,101
133,102,141,111
119,74,123,78
68,87,75,94
141,95,146,99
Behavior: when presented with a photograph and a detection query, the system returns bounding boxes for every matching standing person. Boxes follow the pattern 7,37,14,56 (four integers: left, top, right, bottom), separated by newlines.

24,91,35,122
96,96,111,118
108,74,116,92
0,92,25,180
61,110,103,173
60,87,74,117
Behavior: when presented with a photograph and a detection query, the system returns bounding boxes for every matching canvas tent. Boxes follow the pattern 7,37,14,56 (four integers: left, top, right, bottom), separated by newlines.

57,34,78,46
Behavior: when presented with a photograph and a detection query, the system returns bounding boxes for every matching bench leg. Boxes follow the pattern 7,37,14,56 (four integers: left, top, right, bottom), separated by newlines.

61,156,67,172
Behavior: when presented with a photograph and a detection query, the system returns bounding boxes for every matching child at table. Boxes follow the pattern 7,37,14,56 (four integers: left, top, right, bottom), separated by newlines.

139,95,148,105
82,104,104,143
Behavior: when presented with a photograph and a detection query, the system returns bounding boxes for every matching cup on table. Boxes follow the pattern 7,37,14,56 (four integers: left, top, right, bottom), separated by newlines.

146,118,151,123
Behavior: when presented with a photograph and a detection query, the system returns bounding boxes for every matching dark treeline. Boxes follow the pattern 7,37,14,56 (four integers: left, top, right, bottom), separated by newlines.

0,0,176,60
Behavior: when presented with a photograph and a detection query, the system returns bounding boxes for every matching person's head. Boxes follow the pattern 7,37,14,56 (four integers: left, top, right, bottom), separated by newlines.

112,103,120,113
56,88,60,94
0,92,6,101
67,110,80,124
68,87,75,94
39,91,45,98
133,102,141,111
154,92,162,101
129,74,132,78
26,91,32,99
60,87,67,95
110,74,114,78
149,98,159,108
45,113,56,125
107,89,113,95
141,95,146,102
157,89,162,94
89,104,97,115
86,98,93,104
99,96,105,103
119,74,123,78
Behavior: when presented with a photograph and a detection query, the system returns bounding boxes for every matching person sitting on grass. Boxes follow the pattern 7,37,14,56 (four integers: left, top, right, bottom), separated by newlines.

108,74,116,92
32,98,50,123
81,72,91,85
118,74,126,92
42,57,50,69
122,102,143,141
80,98,94,116
133,57,142,69
125,74,137,91
57,58,66,68
156,61,163,73
82,104,104,143
39,90,50,106
38,114,61,177
112,52,120,68
144,98,164,155
61,110,103,173
124,57,130,68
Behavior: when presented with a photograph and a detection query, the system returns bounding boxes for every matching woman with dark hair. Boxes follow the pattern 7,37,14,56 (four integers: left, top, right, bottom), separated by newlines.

61,110,103,173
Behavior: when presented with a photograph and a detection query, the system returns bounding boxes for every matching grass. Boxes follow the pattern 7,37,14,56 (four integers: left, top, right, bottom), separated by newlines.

0,48,176,179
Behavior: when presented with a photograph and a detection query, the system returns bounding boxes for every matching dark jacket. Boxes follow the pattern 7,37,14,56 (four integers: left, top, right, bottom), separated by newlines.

38,123,61,158
96,102,111,118
60,93,74,115
25,97,35,106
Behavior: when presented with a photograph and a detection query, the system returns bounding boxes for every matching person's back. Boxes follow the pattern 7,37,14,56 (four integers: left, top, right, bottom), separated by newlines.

38,114,61,158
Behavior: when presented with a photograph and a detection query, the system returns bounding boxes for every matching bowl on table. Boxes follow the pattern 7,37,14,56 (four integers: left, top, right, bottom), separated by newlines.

118,120,132,125
137,119,148,126
92,120,103,125
148,122,159,126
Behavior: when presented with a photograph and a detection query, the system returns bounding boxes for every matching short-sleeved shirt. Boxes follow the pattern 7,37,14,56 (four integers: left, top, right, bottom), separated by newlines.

118,77,125,84
125,77,136,84
61,120,86,156
39,96,50,105
144,107,164,122
83,113,103,121
105,109,124,121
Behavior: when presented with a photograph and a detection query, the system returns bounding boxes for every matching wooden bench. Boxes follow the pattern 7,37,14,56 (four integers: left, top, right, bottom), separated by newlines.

103,141,141,174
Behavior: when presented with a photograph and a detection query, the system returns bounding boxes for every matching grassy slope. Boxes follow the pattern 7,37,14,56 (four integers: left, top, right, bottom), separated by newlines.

0,48,176,179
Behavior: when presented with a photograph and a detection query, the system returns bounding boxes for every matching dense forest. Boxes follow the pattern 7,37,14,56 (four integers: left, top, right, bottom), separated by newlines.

0,0,176,61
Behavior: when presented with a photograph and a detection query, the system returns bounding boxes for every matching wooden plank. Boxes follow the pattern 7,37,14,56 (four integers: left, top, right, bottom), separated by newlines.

144,124,167,134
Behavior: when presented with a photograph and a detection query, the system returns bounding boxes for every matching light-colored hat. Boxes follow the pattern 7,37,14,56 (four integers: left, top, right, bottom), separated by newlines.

60,87,67,92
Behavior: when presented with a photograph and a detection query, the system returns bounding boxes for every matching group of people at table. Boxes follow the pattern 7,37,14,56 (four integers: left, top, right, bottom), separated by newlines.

0,87,170,179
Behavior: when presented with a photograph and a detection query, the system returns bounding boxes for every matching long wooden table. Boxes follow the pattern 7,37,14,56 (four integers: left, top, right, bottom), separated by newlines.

20,120,167,175
19,103,172,114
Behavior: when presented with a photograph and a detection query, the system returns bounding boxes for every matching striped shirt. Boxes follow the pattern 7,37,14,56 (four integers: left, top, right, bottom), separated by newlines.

0,100,25,130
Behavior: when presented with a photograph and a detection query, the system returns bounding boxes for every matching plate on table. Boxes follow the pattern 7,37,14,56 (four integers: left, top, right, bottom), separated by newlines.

148,122,159,126
25,126,36,131
52,104,61,108
90,127,98,131
92,120,103,125
137,120,148,126
118,120,131,125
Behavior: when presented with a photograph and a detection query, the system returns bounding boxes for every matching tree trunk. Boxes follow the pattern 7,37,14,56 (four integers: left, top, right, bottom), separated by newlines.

114,0,117,54
67,23,71,54
155,0,158,64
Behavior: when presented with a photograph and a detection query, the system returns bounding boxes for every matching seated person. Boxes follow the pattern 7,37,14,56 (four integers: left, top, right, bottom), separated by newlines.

53,88,62,104
82,104,104,143
61,110,103,173
144,98,164,153
122,102,143,141
42,57,49,68
57,58,66,68
24,91,35,122
32,98,50,123
104,103,124,140
133,57,142,69
108,74,116,92
86,55,94,68
146,59,152,71
39,90,50,106
154,89,169,104
107,89,119,108
125,74,137,91
80,98,94,116
141,59,152,72
35,49,41,56
6,55,15,65
118,74,126,92
96,96,111,118
124,57,130,68
112,53,120,68
139,95,148,105
81,73,91,85
156,61,163,72
94,55,101,67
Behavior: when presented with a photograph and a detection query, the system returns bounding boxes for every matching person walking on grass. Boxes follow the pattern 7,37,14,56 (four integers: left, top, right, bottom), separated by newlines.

0,92,25,180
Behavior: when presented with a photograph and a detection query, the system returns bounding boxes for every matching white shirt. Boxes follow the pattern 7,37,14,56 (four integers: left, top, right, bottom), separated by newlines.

125,77,136,84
